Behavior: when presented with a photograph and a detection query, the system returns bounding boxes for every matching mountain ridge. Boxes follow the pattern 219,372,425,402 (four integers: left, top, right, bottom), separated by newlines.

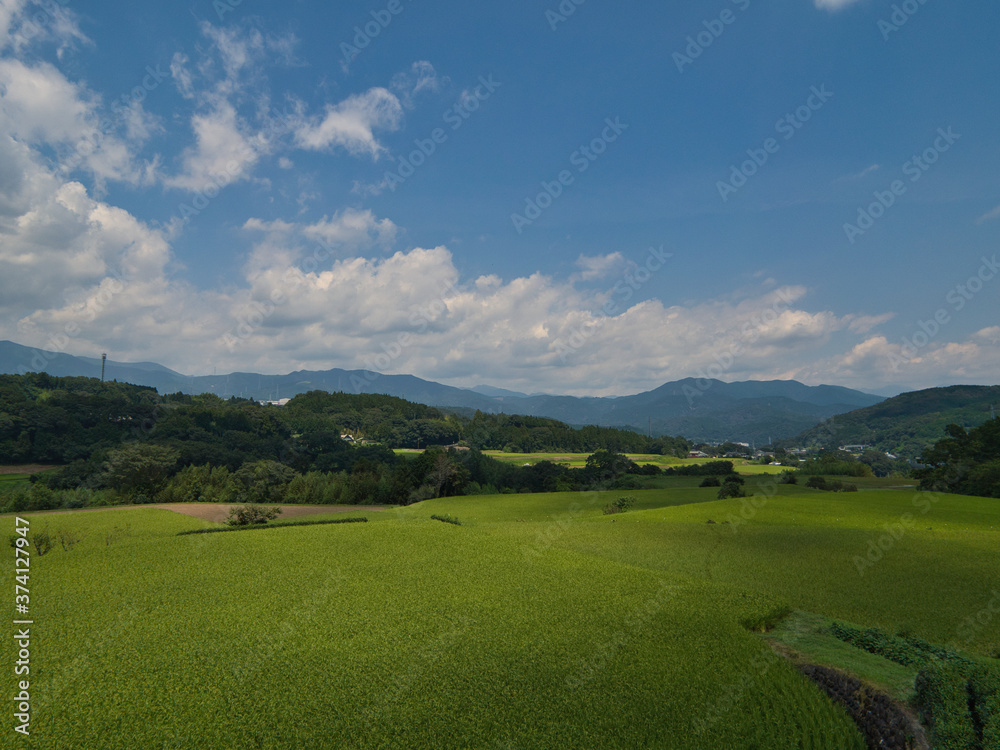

0,339,883,443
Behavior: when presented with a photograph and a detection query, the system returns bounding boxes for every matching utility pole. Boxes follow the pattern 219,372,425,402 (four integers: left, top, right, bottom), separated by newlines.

100,353,107,382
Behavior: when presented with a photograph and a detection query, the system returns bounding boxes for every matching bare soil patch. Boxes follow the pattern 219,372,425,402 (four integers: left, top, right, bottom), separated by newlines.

0,465,58,474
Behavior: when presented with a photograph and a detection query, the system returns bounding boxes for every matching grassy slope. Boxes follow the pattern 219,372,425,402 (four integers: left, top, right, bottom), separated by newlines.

5,485,998,749
2,506,867,750
415,489,1000,654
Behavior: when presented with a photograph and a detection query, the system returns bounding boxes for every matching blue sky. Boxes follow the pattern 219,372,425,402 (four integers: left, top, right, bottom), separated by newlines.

1,0,998,396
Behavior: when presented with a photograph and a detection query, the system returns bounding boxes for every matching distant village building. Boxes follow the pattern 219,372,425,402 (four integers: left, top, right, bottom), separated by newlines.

689,451,710,459
838,444,869,455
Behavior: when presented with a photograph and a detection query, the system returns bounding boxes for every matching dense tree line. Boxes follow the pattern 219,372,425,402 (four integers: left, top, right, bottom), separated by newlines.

0,373,691,512
915,419,1000,498
462,412,689,456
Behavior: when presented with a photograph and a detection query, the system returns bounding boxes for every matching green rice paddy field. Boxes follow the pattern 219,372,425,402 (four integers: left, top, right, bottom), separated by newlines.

3,483,998,748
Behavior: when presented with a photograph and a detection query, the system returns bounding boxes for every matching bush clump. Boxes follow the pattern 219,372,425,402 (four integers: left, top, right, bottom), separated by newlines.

699,477,721,487
431,514,462,526
225,502,282,526
779,471,798,485
603,496,636,515
717,482,746,500
915,663,978,750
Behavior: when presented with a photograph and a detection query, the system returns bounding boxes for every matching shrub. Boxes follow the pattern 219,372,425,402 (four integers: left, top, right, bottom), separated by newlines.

779,471,798,485
603,496,636,515
225,502,282,526
717,482,745,500
971,665,1000,749
915,662,978,749
431,514,462,526
723,474,745,486
58,528,83,552
699,477,721,487
30,527,53,556
806,476,828,490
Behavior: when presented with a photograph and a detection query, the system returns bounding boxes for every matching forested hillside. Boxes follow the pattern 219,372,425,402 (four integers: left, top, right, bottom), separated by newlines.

0,373,690,512
785,385,1000,459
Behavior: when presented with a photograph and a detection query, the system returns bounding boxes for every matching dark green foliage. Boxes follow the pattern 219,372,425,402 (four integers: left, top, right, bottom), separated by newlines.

231,460,297,504
663,460,735,476
741,604,793,633
57,527,83,551
224,502,282,526
808,479,858,492
917,419,1000,499
603,496,636,515
100,443,180,500
463,411,689,455
0,373,161,464
722,474,745,485
971,666,1000,750
30,527,53,556
717,482,745,499
699,476,721,487
803,451,874,477
915,663,978,750
430,514,462,526
788,384,1000,460
829,622,972,669
177,517,367,535
779,470,798,485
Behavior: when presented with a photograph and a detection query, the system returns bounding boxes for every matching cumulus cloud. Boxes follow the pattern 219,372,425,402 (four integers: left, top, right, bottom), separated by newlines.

302,209,398,250
0,59,156,187
164,101,261,191
292,88,403,158
165,22,410,189
572,253,626,282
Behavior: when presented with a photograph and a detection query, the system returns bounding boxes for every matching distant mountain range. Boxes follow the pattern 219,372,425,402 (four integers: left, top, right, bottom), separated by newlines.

1,339,885,443
785,385,1000,460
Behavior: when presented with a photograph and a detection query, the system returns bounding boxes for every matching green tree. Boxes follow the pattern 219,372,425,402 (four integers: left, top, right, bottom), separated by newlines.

101,443,180,501
231,460,297,504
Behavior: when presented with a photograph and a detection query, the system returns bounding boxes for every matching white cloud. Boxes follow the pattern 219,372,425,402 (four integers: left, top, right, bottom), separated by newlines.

165,101,261,191
0,0,90,57
572,253,626,282
391,61,445,108
847,312,895,334
0,58,155,187
292,87,403,158
303,209,398,249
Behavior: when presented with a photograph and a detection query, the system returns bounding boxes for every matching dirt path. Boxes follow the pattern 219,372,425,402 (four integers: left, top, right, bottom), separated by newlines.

0,465,58,474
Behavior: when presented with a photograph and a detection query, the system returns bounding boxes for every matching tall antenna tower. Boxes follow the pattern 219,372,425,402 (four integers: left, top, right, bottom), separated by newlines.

100,353,107,382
